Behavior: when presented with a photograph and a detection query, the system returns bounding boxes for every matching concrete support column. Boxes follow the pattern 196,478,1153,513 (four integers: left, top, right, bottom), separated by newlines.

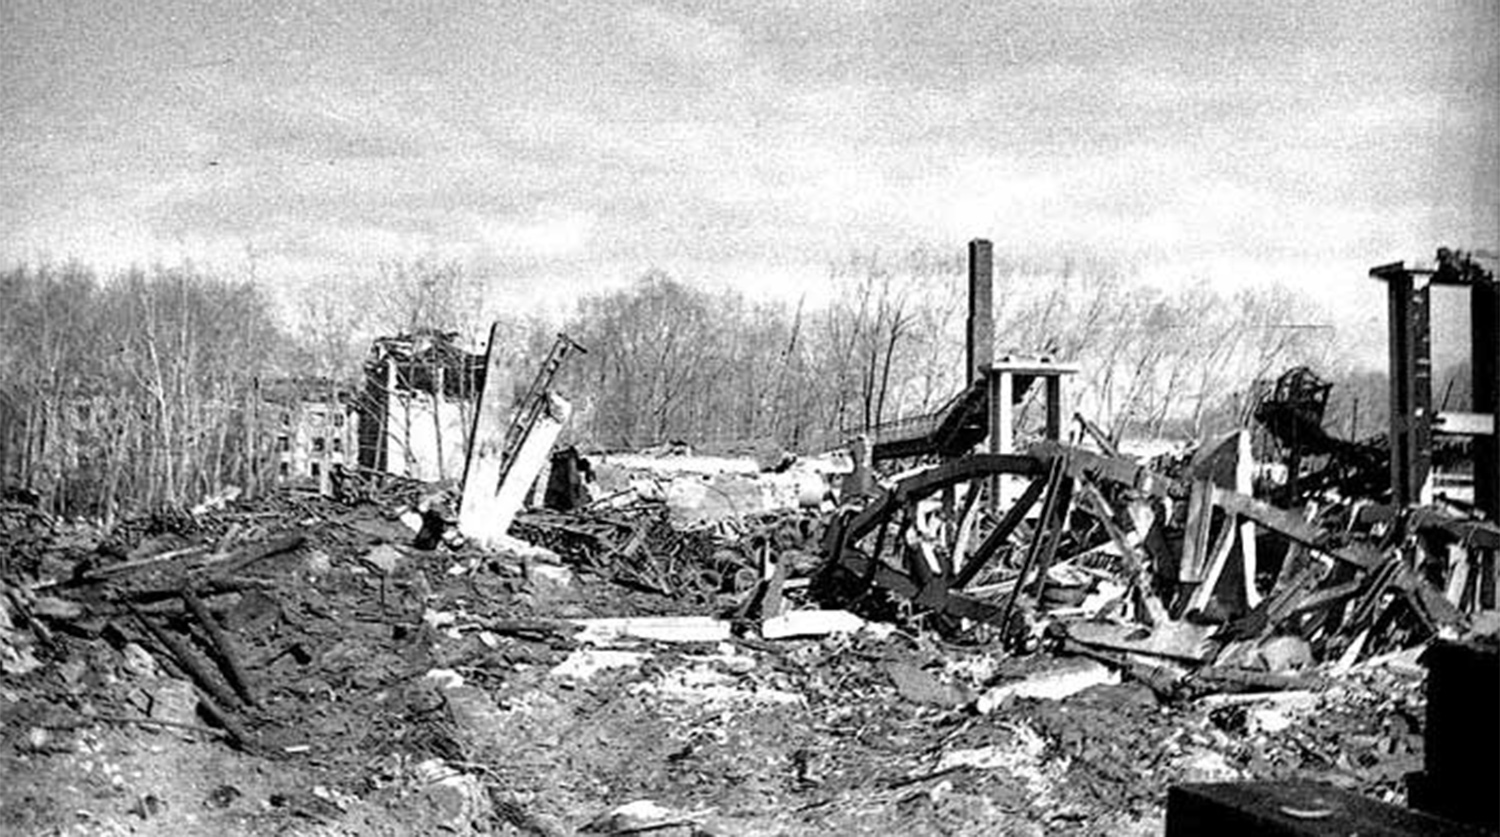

1473,273,1499,521
1385,271,1433,506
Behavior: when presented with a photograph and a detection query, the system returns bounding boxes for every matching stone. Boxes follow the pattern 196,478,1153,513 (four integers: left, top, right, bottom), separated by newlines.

975,658,1120,713
119,643,159,679
586,800,697,835
884,661,970,707
550,649,648,681
304,549,333,575
363,545,402,575
1175,749,1243,784
150,678,199,728
1257,635,1314,673
525,563,575,601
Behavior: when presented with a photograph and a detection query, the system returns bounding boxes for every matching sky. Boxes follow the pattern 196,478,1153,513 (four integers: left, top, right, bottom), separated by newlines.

2,0,1496,367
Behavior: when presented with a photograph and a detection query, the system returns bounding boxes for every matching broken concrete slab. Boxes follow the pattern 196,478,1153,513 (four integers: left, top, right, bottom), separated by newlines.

934,724,1048,775
627,661,803,707
550,648,649,681
585,799,703,836
485,533,563,564
974,657,1120,713
362,544,402,575
524,564,576,602
572,616,732,646
461,392,573,549
1197,690,1319,733
883,661,971,707
760,609,870,640
1063,620,1218,664
1172,749,1245,784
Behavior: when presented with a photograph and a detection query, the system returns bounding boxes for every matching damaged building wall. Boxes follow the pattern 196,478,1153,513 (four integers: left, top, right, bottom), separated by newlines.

356,330,485,483
258,381,361,495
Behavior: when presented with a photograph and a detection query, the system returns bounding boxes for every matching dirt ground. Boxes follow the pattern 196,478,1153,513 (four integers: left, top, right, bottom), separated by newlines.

0,493,1428,836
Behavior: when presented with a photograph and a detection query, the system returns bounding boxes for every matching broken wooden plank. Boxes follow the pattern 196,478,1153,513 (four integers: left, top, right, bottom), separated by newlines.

182,588,258,708
844,454,1046,541
1210,488,1381,571
1029,475,1074,605
1185,517,1238,615
1077,478,1168,624
997,453,1068,630
128,602,242,714
833,551,1010,625
1074,412,1121,457
1186,666,1325,696
198,534,307,578
82,544,211,582
953,475,1045,588
1062,619,1218,664
1029,441,1182,499
1444,543,1471,608
1180,479,1215,583
572,616,731,645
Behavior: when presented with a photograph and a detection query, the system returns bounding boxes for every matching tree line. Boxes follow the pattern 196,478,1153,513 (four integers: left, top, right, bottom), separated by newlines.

0,263,281,519
555,249,1340,453
2,247,1371,518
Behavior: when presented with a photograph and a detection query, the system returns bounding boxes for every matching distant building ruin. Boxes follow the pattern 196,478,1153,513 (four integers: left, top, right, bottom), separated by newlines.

356,330,485,483
258,379,360,496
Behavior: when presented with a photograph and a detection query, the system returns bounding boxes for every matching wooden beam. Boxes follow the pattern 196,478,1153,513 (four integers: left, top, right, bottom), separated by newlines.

1029,441,1182,499
1185,516,1237,614
1211,487,1382,571
1180,479,1215,583
954,475,1045,588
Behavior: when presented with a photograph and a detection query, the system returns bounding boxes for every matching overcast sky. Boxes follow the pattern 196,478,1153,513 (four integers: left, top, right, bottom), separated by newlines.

2,1,1495,364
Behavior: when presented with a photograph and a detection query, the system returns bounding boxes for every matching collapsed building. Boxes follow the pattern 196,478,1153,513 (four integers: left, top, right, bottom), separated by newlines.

1,242,1496,836
355,329,486,484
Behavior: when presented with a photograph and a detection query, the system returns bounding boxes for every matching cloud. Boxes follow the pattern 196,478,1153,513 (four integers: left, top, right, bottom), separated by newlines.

472,208,596,259
627,6,747,67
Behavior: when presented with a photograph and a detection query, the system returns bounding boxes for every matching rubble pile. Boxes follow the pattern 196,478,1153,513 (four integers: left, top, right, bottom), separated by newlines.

0,416,1496,835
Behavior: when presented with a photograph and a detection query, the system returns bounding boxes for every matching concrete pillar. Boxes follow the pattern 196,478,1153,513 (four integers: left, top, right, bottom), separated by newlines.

1386,270,1433,506
1473,273,1499,521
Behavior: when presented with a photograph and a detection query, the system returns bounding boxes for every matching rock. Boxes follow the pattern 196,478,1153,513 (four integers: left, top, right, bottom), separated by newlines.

414,759,490,830
150,678,199,728
525,563,575,600
0,639,42,676
884,661,970,707
585,800,697,835
205,785,241,809
975,658,1120,713
119,643,159,679
550,649,649,681
422,668,466,690
1257,635,1314,673
304,549,332,575
1248,704,1295,733
1176,749,1243,784
363,545,402,575
128,793,167,820
30,596,84,620
780,550,824,576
